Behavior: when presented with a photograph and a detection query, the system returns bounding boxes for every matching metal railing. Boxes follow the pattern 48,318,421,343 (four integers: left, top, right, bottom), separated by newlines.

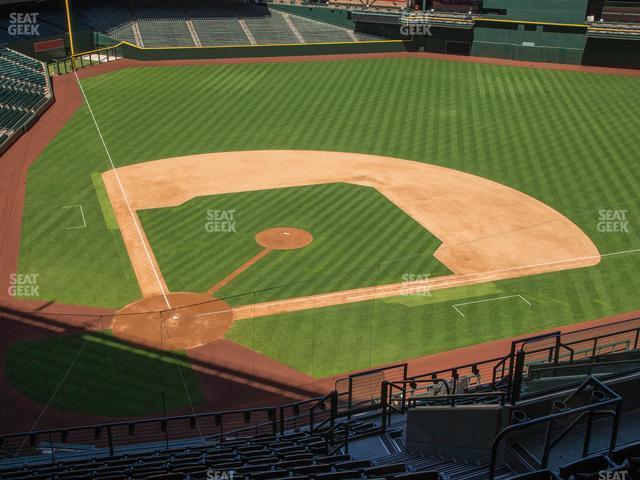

408,316,640,404
488,376,623,480
0,406,277,462
380,379,506,431
278,390,337,434
335,362,408,416
48,44,123,76
2,316,639,464
321,421,359,456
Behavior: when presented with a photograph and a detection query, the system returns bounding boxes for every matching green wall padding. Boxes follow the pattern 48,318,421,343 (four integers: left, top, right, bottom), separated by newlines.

482,0,589,23
471,21,586,64
471,40,516,59
120,40,413,61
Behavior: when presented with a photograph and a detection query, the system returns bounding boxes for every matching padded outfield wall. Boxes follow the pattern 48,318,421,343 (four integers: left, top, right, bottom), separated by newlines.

482,0,589,23
471,22,587,65
471,0,589,64
119,39,415,61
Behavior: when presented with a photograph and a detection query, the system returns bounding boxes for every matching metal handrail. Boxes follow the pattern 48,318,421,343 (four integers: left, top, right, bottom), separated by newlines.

386,378,452,414
309,391,337,433
2,317,638,462
279,395,326,434
488,376,623,480
48,44,122,76
0,406,278,458
321,420,360,455
528,357,640,380
380,378,506,432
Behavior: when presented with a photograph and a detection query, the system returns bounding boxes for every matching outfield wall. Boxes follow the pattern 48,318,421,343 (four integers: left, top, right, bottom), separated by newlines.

119,39,414,61
471,22,587,64
483,0,589,23
91,34,639,70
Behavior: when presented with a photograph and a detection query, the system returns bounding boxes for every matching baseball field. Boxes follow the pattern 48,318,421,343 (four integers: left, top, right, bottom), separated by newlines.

6,55,640,417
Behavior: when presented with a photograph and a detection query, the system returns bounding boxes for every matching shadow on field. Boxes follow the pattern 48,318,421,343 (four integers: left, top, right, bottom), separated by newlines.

0,302,326,435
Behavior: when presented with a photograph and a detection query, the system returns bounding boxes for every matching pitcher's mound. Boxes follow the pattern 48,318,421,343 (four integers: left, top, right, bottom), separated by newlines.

111,292,233,351
256,227,313,250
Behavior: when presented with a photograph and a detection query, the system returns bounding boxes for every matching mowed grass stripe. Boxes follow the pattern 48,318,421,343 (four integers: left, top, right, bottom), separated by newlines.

139,183,447,304
15,57,640,381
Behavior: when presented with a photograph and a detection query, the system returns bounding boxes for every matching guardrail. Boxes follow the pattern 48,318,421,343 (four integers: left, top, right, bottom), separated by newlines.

2,316,639,463
380,379,505,431
48,43,123,76
488,376,623,479
409,315,640,403
0,406,277,462
335,363,408,416
278,391,337,434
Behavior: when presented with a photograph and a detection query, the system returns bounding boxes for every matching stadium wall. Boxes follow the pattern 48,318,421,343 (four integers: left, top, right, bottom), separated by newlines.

420,27,474,55
8,30,93,61
119,39,415,61
582,37,640,69
482,0,589,23
471,22,587,64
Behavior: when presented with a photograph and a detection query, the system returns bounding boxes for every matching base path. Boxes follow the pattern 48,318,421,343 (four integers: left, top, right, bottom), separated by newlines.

103,150,600,323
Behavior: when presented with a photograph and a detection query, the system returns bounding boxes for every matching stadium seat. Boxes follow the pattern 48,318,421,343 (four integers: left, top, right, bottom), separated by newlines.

0,47,51,152
610,440,640,465
558,455,615,480
364,464,408,477
504,470,558,480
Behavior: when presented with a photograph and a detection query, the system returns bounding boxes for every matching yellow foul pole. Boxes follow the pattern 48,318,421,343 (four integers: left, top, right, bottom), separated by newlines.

63,0,76,66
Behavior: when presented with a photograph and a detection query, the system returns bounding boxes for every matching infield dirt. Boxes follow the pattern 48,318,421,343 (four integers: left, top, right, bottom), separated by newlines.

102,150,601,334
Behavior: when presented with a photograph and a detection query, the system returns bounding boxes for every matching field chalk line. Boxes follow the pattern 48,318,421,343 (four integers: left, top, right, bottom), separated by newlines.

73,72,171,310
452,294,531,318
73,72,202,435
62,204,86,230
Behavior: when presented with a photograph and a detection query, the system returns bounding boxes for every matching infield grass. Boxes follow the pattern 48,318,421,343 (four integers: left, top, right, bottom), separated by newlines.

137,183,450,305
11,57,640,391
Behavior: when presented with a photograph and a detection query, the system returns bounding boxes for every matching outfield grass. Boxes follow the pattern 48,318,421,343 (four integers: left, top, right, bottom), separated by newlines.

5,331,203,416
11,57,640,398
227,254,638,377
137,183,449,305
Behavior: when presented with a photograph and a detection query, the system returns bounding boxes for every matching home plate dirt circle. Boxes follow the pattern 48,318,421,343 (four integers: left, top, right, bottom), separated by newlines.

111,292,233,351
255,227,313,250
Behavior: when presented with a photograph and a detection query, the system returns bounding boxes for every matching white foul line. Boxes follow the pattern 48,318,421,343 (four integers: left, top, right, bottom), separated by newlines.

73,71,171,311
73,71,204,434
452,294,531,317
62,204,86,230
